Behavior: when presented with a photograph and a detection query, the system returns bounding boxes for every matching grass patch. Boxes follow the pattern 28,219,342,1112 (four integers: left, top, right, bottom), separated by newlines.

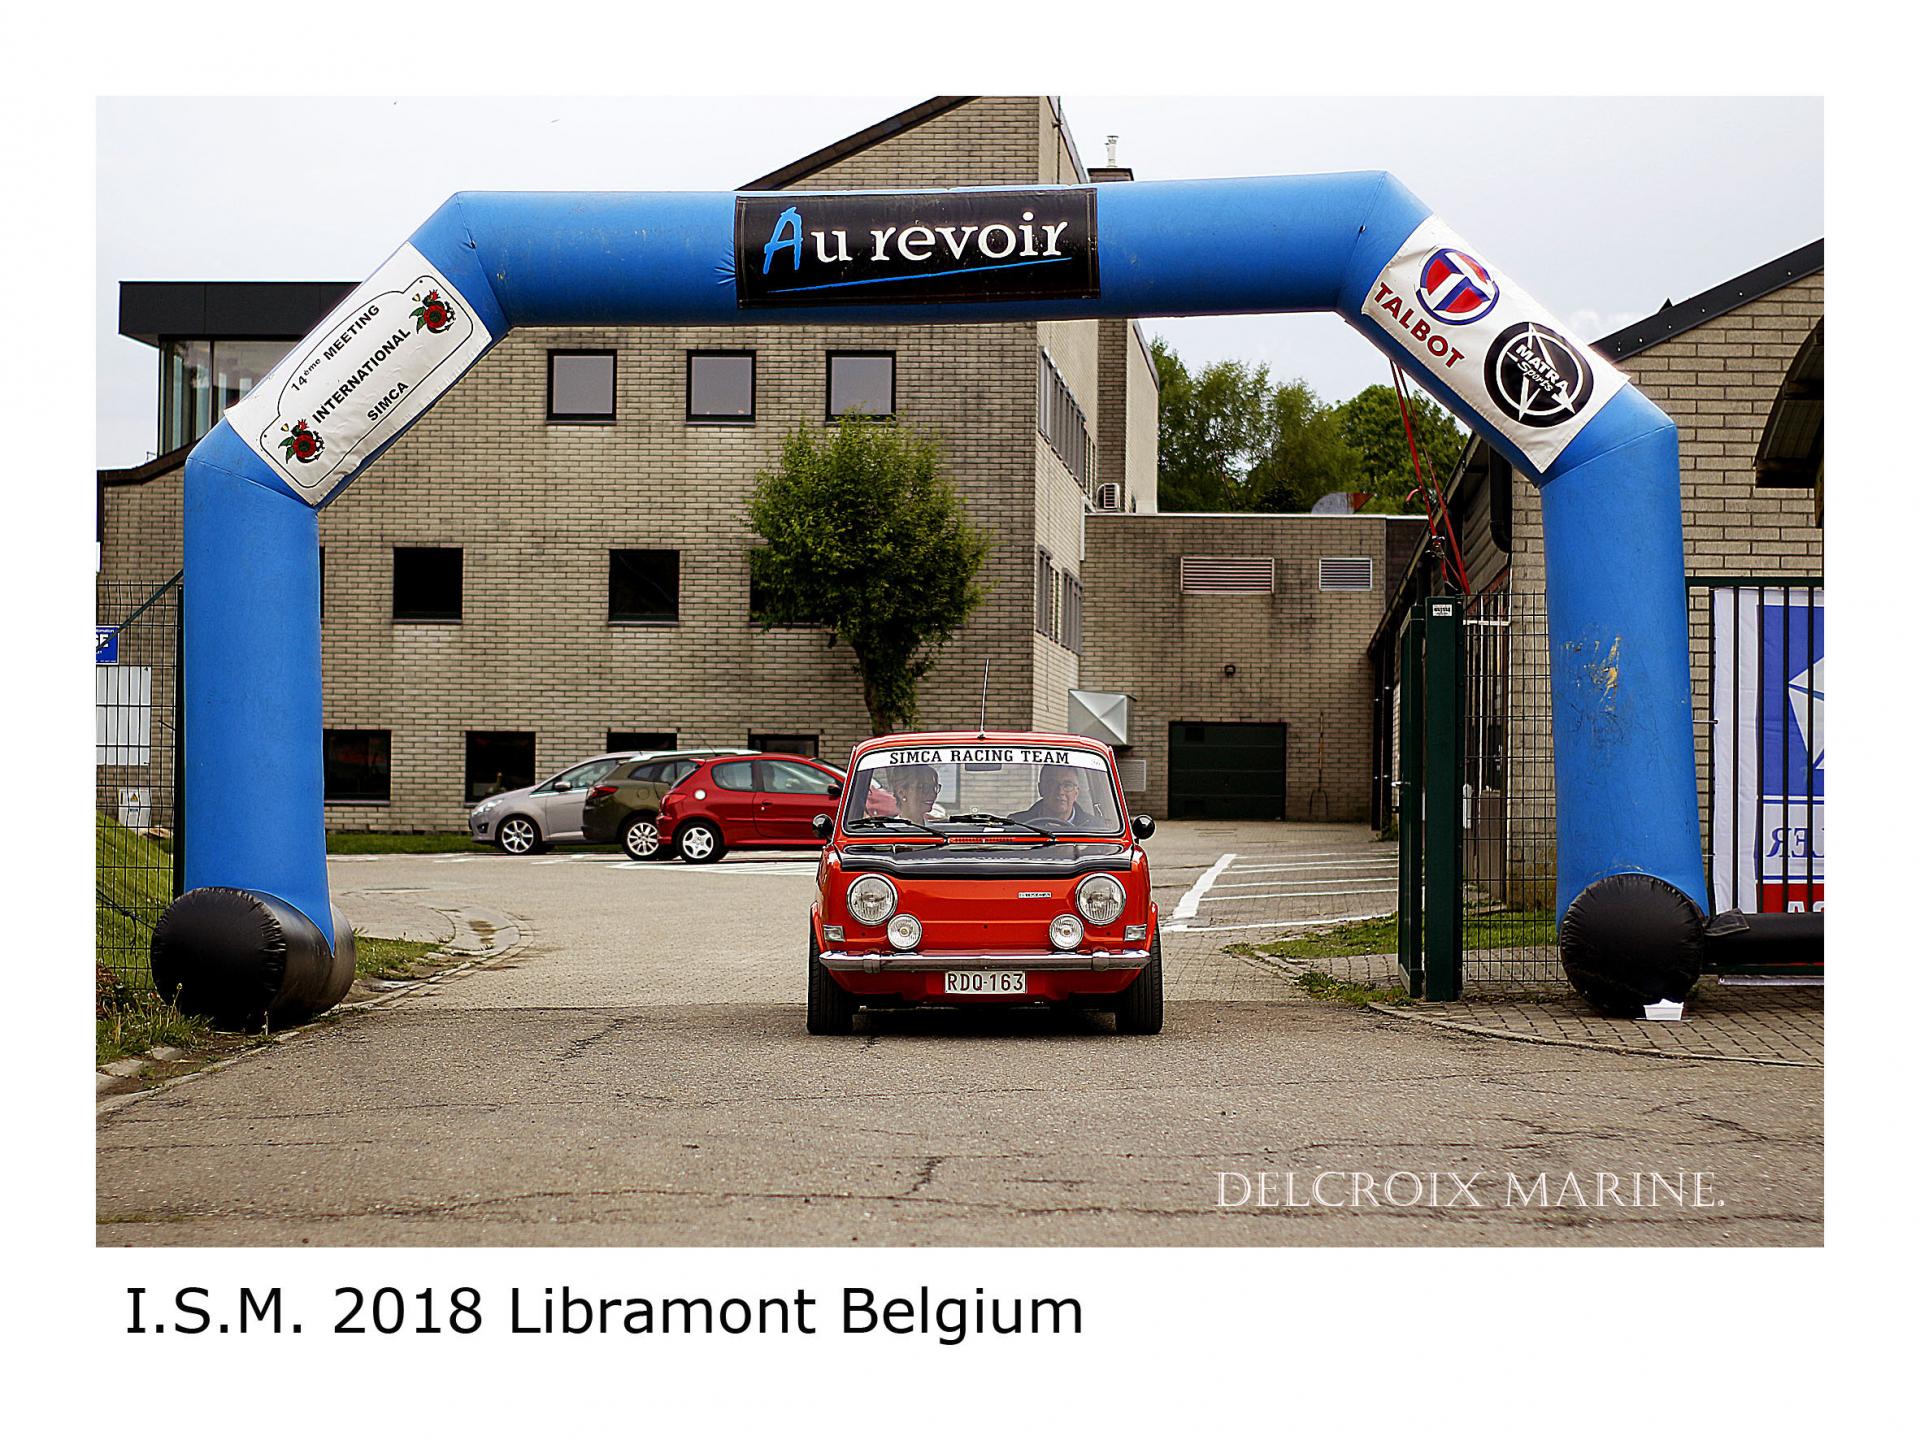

96,815,175,993
96,989,212,1065
327,831,476,855
1230,913,1400,962
354,934,446,982
1464,907,1559,948
1295,969,1409,1007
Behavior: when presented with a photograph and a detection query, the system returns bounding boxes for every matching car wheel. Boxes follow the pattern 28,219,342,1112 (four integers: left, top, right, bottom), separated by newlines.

621,815,664,861
496,816,543,856
677,820,725,865
807,929,856,1035
1113,930,1164,1035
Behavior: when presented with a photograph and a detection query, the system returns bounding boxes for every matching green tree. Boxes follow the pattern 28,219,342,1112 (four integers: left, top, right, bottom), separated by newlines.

1245,379,1366,512
1333,383,1469,511
748,416,989,735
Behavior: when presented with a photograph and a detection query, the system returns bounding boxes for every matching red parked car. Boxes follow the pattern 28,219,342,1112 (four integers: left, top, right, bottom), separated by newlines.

806,731,1161,1035
656,753,863,864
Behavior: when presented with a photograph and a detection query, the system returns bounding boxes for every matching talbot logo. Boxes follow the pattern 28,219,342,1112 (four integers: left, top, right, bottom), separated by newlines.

1018,891,1053,899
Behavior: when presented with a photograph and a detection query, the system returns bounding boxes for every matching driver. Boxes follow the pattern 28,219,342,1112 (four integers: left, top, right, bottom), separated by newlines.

882,764,942,825
1012,763,1099,830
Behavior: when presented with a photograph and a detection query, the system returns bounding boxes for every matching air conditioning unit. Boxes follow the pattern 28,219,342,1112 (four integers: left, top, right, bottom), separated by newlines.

1094,482,1122,511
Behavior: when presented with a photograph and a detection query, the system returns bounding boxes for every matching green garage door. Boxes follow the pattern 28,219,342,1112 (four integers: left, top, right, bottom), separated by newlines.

1168,722,1287,820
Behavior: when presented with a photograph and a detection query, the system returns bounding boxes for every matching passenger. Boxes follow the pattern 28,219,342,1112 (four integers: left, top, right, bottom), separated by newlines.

882,764,942,825
1012,764,1099,830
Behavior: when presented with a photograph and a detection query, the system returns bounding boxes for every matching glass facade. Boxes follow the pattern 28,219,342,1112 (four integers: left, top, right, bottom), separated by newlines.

159,339,292,453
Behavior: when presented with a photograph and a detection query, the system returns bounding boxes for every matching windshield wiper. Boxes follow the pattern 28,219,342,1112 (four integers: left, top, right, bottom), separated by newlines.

845,816,950,843
941,812,1057,843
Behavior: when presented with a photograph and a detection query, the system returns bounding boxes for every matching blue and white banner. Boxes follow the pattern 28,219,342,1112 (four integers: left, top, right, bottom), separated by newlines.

1711,586,1824,913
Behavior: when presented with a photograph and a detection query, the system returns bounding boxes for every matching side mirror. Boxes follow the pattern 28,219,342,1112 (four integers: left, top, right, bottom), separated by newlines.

553,780,572,793
811,813,834,840
1132,814,1156,840
827,782,844,799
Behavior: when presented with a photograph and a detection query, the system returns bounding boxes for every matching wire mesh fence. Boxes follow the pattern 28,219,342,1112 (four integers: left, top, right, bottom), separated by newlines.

96,572,182,994
1461,583,1565,994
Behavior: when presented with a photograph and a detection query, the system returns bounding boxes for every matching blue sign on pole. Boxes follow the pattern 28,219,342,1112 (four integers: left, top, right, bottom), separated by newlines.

96,626,119,664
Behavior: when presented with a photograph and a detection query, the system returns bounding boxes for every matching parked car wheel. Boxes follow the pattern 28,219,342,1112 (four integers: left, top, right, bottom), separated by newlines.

1113,931,1164,1035
676,820,726,864
621,815,664,861
807,930,856,1035
495,815,544,856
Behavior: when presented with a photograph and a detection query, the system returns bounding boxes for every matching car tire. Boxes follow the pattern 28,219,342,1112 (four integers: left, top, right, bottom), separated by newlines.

676,820,725,864
1113,931,1164,1035
621,815,665,861
495,815,544,856
807,930,856,1035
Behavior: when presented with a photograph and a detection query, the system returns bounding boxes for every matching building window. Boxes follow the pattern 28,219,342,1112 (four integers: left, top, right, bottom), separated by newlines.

827,351,895,419
1037,351,1096,498
160,338,294,452
608,730,677,753
466,731,535,804
324,729,390,803
748,547,822,627
688,351,755,422
1062,573,1084,654
609,549,680,624
749,732,820,758
548,350,616,422
1035,547,1057,638
393,546,463,622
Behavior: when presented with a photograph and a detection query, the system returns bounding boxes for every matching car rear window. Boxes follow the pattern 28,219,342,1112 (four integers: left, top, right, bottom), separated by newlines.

711,760,755,791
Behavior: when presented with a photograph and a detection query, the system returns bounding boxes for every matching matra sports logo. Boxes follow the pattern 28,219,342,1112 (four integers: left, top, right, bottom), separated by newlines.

1483,322,1595,428
1416,247,1500,326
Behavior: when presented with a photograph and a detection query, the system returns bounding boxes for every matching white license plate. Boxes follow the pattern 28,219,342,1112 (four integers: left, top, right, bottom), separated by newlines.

943,970,1027,996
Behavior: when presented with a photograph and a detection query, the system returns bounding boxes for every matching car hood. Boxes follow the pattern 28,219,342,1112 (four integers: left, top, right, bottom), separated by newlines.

837,841,1135,879
471,785,537,813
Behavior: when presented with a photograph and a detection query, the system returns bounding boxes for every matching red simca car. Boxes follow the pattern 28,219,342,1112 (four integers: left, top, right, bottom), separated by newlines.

806,732,1161,1035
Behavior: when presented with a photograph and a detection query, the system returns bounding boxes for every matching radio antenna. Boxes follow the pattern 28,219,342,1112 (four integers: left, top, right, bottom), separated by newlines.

977,659,991,739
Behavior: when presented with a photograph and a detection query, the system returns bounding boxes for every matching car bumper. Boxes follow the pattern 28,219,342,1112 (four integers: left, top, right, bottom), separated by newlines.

818,947,1150,973
468,815,495,843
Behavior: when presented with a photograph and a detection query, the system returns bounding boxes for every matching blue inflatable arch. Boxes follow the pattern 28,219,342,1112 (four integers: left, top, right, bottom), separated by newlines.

154,174,1706,1021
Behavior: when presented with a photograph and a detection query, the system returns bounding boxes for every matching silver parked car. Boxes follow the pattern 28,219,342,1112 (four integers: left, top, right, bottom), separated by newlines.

468,752,640,854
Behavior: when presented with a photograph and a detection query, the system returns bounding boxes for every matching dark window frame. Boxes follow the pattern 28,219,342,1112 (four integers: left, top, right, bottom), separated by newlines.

546,348,618,424
747,732,821,759
323,728,391,805
464,730,538,805
392,546,463,624
825,350,897,421
686,349,757,425
607,730,677,754
608,548,681,626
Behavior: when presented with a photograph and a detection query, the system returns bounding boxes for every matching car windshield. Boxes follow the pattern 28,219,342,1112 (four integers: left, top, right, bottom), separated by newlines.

846,743,1123,837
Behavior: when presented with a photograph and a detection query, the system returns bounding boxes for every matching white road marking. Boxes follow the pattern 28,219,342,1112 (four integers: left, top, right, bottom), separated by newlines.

1166,910,1395,934
1206,885,1399,901
1173,852,1236,921
531,858,569,866
1223,859,1400,874
1213,873,1397,889
431,856,480,864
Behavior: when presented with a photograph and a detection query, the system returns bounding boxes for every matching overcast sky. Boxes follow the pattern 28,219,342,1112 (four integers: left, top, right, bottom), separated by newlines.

96,95,1822,468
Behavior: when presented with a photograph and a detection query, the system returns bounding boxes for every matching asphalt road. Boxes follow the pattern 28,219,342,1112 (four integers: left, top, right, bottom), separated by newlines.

96,823,1823,1245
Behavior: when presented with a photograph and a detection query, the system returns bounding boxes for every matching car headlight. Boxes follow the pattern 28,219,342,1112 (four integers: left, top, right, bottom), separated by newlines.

1049,914,1085,950
846,875,898,926
886,914,922,951
472,798,501,816
1076,874,1126,926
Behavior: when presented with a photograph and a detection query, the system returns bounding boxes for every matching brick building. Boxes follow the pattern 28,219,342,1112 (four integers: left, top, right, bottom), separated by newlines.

1370,240,1825,910
98,97,1167,832
1080,513,1423,820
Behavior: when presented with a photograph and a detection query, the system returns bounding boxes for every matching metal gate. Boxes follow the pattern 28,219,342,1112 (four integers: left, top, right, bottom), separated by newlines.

97,571,183,993
1460,584,1563,991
